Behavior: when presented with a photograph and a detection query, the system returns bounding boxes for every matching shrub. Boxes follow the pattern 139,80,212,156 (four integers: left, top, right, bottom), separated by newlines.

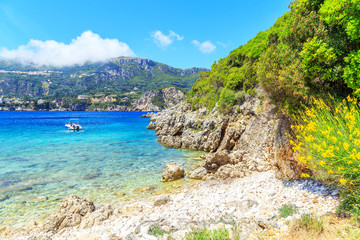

148,225,166,237
279,204,298,218
295,214,323,233
185,227,237,240
291,95,360,213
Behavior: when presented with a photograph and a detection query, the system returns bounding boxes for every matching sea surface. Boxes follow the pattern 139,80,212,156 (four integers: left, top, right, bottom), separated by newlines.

0,111,202,227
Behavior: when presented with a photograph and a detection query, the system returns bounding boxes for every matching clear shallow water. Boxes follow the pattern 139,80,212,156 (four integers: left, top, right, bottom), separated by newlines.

0,111,202,227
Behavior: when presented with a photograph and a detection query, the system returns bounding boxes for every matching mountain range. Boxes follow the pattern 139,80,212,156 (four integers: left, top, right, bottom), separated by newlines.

0,57,208,99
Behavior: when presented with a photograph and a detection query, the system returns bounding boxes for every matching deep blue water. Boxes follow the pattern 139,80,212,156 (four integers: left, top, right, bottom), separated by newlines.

0,111,202,227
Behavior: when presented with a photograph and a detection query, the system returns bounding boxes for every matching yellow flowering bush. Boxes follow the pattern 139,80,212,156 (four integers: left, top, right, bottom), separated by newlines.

291,95,360,212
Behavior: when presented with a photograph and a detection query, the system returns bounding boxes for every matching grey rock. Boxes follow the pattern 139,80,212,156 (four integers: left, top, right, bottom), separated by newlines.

80,205,114,229
28,236,52,240
44,195,95,232
146,122,156,129
147,86,302,181
189,167,207,180
203,150,231,171
132,87,185,112
215,164,245,179
154,194,172,207
161,163,185,182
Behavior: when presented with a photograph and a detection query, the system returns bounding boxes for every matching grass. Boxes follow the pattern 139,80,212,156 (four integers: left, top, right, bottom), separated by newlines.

185,227,239,240
278,204,298,218
268,213,360,240
295,214,323,233
148,225,166,237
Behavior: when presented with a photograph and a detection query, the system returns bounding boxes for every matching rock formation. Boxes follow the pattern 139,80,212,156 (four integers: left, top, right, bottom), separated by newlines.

189,167,207,180
44,195,113,232
131,87,185,111
147,88,302,180
161,163,185,182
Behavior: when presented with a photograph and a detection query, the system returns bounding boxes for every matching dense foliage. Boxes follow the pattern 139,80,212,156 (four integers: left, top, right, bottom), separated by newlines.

188,0,360,113
291,95,360,214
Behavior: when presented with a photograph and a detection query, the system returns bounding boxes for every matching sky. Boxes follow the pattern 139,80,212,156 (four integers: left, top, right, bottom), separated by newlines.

0,0,291,69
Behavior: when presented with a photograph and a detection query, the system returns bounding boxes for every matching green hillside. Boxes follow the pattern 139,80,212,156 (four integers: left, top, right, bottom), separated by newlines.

188,0,360,113
0,57,208,99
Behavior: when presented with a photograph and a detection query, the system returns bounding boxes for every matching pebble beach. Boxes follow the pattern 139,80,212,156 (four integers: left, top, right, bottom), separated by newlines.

6,170,339,240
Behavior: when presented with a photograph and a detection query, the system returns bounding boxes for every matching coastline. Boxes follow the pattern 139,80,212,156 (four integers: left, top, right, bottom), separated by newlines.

0,101,345,239
2,171,339,240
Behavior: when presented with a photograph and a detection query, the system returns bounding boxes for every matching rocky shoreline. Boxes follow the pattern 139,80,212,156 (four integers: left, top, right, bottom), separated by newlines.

1,90,342,239
2,171,339,240
146,88,302,181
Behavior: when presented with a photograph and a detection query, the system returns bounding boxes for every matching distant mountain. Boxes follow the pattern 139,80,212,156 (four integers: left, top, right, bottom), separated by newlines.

0,57,208,98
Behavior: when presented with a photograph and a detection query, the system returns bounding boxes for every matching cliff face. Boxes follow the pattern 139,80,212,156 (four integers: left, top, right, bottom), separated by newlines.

147,88,301,180
131,87,185,111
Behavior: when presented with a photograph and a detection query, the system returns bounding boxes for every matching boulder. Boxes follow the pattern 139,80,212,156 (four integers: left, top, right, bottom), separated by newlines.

45,195,95,232
161,163,185,182
146,122,156,129
153,194,172,207
80,205,114,229
189,167,207,180
215,164,245,179
203,150,231,172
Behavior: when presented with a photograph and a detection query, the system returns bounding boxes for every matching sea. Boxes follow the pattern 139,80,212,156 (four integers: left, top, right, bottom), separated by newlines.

0,111,202,227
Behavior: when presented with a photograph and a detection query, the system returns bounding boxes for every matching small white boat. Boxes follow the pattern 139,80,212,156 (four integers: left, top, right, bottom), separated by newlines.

65,119,82,131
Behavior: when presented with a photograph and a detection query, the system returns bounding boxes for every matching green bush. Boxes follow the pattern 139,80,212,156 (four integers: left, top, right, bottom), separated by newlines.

148,225,166,237
279,204,298,218
295,214,323,233
185,227,237,240
187,0,360,114
291,95,360,213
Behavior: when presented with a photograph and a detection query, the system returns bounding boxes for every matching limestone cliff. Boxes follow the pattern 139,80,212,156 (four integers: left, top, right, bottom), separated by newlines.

146,88,302,180
131,87,185,111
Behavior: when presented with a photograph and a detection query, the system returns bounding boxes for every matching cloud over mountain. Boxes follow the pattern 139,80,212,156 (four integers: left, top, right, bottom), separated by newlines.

0,31,135,67
151,30,183,49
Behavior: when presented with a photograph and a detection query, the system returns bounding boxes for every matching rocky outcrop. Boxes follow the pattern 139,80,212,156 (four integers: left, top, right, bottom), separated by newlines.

147,88,302,180
79,205,114,229
131,87,185,111
161,163,185,182
45,195,95,232
189,167,207,180
44,195,113,232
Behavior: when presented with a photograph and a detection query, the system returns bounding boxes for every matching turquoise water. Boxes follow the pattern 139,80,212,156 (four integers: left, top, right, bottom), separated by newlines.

0,111,202,227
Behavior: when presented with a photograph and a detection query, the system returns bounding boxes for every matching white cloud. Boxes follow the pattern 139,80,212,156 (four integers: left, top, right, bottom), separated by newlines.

151,30,183,49
0,31,135,67
191,40,216,53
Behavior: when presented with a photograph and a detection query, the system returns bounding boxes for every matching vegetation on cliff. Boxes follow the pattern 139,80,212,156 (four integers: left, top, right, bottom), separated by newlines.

187,0,360,216
188,0,360,114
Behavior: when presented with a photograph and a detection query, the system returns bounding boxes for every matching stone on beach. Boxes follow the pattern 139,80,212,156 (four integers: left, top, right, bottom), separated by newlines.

8,171,340,240
153,194,172,207
80,205,114,229
45,195,95,232
189,167,207,180
44,195,113,232
161,163,185,182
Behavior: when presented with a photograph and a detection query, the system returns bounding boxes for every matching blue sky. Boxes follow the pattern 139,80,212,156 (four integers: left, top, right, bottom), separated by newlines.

0,0,290,69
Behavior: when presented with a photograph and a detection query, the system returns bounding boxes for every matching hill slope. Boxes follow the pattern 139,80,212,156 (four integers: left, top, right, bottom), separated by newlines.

0,57,208,98
188,0,360,114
